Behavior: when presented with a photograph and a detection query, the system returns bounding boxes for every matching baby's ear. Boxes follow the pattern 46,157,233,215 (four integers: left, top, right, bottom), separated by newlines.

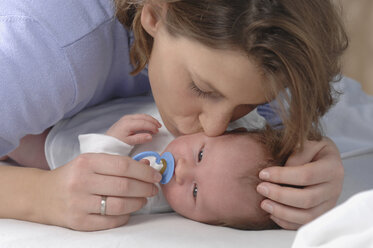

141,2,165,37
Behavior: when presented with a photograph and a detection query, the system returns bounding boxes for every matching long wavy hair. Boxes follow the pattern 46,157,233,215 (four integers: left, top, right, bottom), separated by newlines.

114,0,348,161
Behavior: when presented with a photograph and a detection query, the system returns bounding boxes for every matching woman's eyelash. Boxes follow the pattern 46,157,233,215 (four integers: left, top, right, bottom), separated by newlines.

190,82,211,98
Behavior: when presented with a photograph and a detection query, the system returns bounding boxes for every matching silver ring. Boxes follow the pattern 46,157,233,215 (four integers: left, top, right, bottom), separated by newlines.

100,196,107,216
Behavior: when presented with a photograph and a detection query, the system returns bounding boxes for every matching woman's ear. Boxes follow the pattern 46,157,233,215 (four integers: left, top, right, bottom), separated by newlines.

141,3,163,37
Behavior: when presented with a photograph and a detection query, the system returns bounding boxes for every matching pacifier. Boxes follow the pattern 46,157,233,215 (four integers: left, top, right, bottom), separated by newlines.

132,151,174,184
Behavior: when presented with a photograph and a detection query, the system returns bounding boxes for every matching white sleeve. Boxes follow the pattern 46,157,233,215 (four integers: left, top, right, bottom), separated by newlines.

79,134,133,156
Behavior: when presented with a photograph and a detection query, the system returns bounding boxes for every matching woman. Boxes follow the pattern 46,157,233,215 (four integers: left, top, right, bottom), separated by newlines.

0,0,346,231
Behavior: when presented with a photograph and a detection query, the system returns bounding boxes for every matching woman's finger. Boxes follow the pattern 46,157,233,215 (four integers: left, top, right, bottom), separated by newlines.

70,214,131,231
259,161,338,186
285,139,329,167
269,215,301,230
257,182,335,209
260,198,335,226
76,153,162,183
88,195,147,215
88,173,159,198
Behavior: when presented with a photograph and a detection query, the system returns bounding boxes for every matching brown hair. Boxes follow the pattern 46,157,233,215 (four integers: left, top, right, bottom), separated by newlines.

114,0,348,159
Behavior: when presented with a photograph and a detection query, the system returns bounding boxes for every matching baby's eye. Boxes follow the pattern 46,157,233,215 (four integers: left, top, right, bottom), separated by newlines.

198,148,204,162
193,184,198,198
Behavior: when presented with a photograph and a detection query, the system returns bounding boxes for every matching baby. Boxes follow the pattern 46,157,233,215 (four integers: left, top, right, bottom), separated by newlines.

9,96,280,230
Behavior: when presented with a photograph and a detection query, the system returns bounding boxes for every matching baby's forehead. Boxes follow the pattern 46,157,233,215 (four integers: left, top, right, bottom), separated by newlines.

206,135,264,178
195,133,269,225
219,131,261,147
209,133,271,188
200,160,264,225
215,133,266,165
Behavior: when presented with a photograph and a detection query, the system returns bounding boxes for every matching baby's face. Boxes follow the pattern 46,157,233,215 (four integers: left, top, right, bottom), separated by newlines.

160,132,265,225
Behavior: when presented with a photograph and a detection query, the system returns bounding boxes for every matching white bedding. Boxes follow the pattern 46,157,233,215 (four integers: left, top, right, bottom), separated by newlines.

292,189,373,248
0,77,372,247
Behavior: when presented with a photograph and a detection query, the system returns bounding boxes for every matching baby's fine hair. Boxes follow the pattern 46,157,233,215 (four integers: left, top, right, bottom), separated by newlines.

217,130,281,230
115,0,348,160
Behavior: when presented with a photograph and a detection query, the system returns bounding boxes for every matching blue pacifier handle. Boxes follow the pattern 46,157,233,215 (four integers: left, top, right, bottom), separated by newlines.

132,151,174,184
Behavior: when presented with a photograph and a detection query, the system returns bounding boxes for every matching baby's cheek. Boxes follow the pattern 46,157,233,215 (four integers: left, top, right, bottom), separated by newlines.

160,184,173,204
161,185,183,212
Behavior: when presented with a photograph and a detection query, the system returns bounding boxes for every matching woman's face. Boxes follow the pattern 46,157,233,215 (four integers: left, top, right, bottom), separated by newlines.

148,25,267,137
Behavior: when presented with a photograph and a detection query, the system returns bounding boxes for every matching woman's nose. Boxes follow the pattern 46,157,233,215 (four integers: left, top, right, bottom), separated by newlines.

175,158,194,185
199,110,231,137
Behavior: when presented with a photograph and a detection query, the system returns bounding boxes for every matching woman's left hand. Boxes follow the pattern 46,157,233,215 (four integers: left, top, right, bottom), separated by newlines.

256,137,344,230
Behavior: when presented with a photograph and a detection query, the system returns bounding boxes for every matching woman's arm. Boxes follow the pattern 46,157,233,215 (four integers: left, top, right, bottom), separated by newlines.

0,113,163,230
7,128,51,170
256,137,344,229
0,165,48,223
0,153,162,231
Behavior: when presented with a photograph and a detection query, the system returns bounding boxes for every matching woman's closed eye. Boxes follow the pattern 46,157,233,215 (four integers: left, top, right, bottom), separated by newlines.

190,82,211,98
189,82,220,99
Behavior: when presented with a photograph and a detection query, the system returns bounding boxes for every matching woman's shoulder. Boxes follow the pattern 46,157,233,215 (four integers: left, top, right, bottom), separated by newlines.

0,0,116,47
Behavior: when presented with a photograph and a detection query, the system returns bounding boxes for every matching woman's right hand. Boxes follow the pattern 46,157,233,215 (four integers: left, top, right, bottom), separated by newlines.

39,153,162,231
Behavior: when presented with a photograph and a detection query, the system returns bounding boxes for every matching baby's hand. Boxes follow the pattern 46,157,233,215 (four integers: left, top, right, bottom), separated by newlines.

106,114,162,145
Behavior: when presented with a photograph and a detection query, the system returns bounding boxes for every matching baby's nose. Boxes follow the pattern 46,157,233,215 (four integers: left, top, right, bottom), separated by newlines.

175,158,193,185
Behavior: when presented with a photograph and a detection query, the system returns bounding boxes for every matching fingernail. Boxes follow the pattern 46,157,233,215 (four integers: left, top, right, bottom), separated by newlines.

262,202,274,214
146,135,152,140
257,184,269,196
154,172,162,182
259,170,270,180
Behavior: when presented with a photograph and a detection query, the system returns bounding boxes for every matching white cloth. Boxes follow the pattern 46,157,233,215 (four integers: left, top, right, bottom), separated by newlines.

45,96,173,214
79,133,133,156
292,189,373,248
